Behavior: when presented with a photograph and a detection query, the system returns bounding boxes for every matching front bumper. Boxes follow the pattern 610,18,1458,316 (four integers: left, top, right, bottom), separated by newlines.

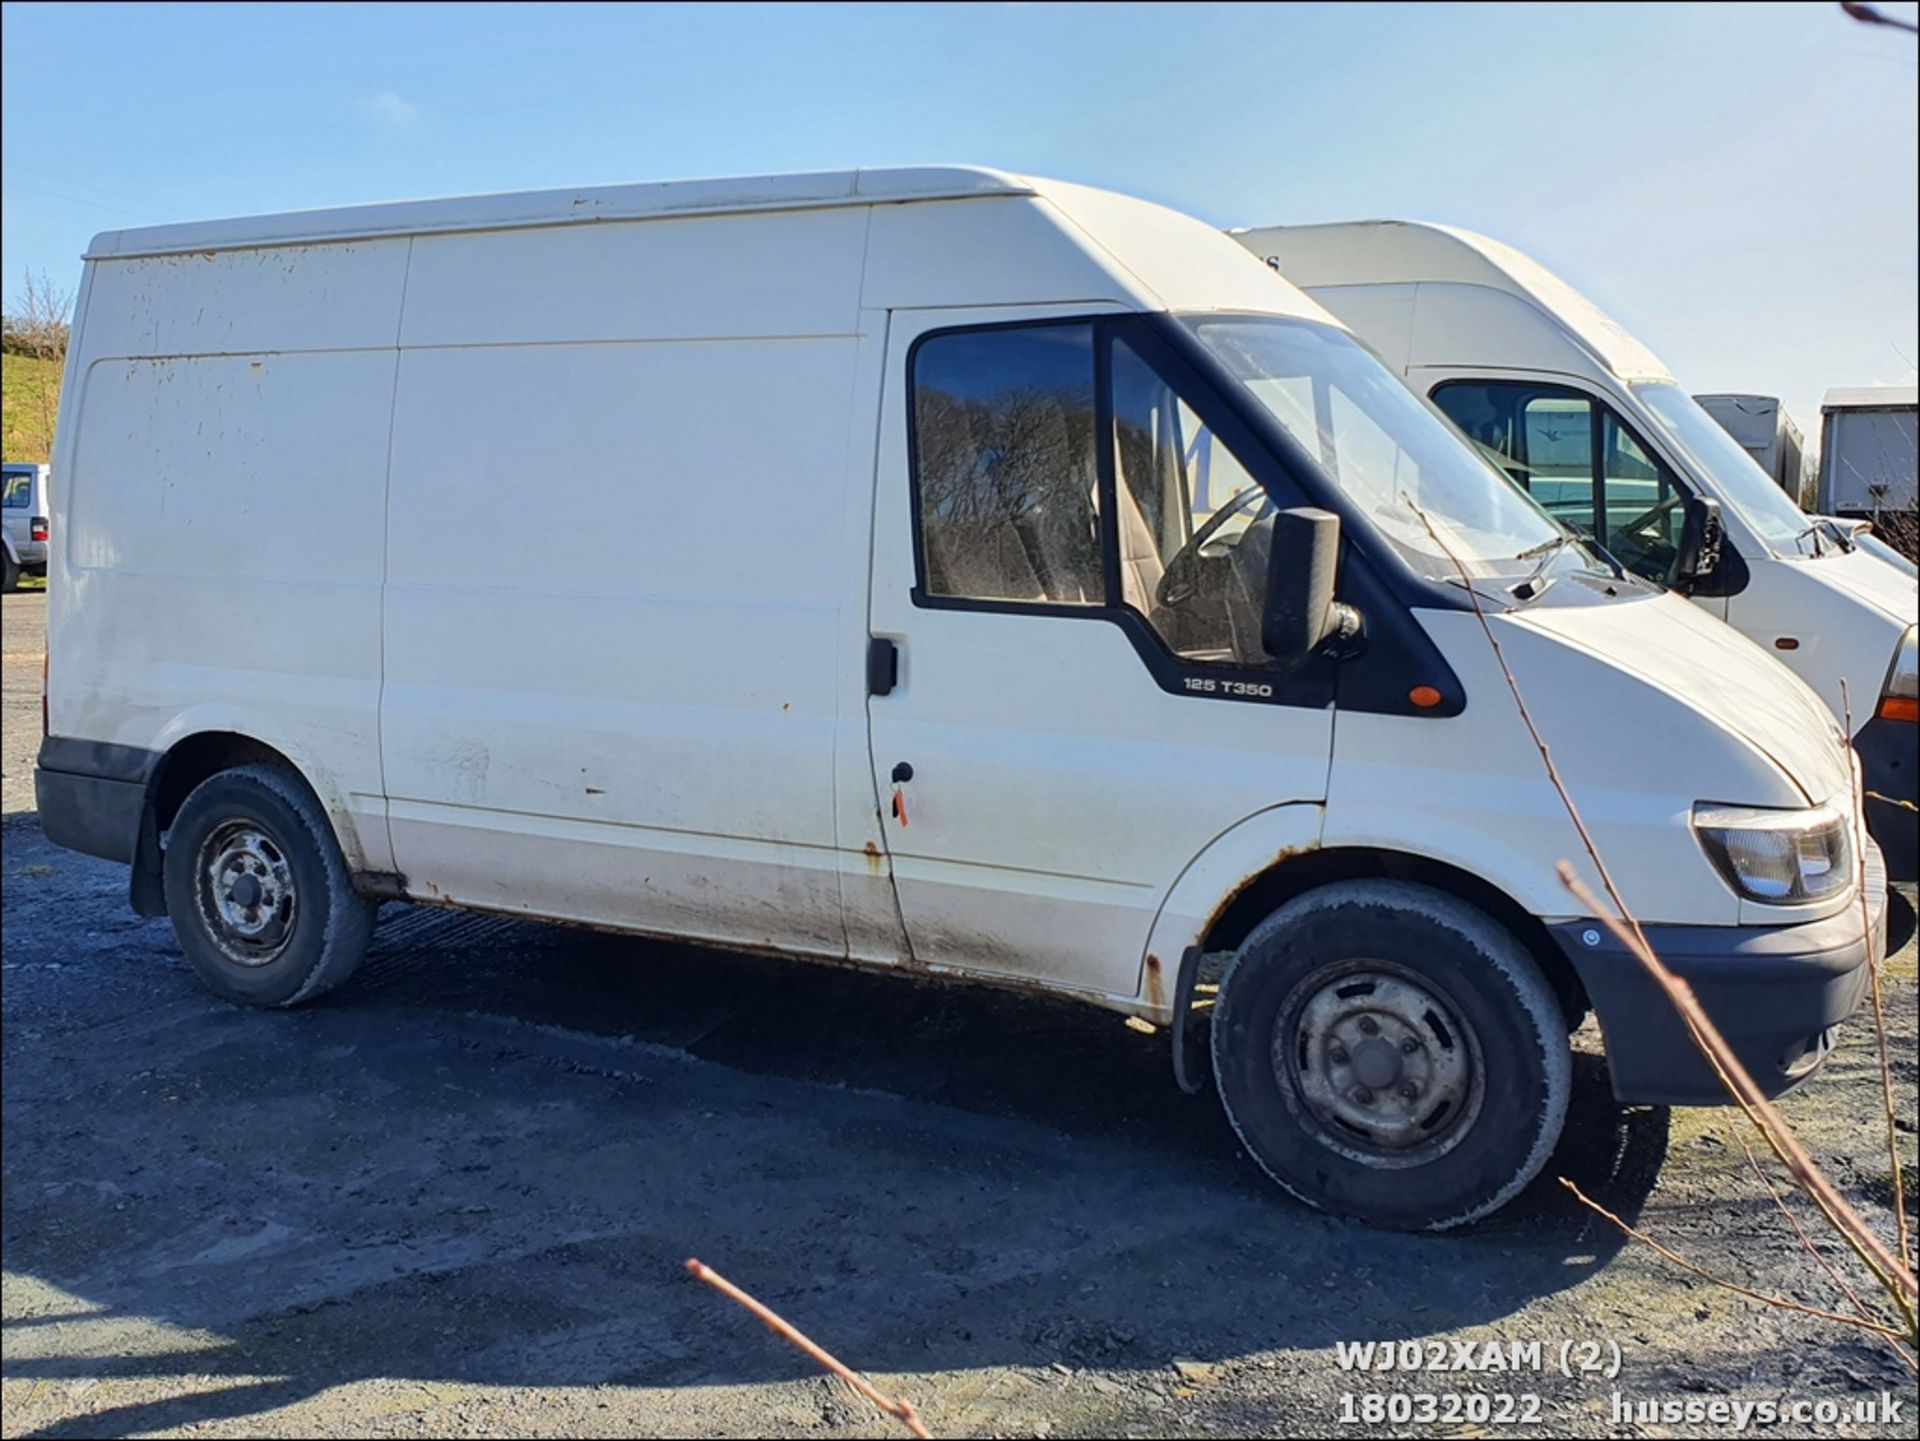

1552,843,1886,1105
1856,715,1916,881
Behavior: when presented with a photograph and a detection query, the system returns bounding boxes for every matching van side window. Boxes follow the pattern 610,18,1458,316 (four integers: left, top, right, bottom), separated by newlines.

911,325,1103,605
1111,339,1273,665
1431,381,1688,583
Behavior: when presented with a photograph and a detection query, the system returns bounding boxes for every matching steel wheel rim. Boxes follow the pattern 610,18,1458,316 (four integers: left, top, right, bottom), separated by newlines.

195,819,297,966
1273,962,1485,1169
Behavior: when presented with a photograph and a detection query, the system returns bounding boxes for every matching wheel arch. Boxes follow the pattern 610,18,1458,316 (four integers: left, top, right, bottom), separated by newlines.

1143,810,1588,1029
150,732,307,835
131,729,375,916
1203,847,1589,1029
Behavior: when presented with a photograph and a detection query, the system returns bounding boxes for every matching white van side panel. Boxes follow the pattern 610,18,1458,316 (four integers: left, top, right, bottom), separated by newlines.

381,210,870,956
79,241,410,358
1244,221,1671,380
1404,283,1620,382
1038,182,1334,320
860,197,1139,312
1294,283,1417,373
397,207,869,347
57,241,409,871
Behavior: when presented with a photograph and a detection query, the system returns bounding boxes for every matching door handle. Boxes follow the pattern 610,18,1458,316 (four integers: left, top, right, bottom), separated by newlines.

867,637,899,696
891,761,913,784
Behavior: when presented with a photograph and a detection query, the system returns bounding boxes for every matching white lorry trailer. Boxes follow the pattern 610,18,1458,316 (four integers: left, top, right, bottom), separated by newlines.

1695,393,1807,504
1819,384,1918,528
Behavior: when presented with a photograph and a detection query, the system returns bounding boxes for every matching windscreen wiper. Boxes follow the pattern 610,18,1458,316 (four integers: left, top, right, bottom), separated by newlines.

1511,533,1576,598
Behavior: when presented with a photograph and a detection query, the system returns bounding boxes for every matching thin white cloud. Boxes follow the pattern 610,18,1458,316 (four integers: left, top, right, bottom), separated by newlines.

361,90,419,130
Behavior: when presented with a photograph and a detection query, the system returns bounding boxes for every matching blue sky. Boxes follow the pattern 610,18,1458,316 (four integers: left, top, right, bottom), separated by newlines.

3,1,1915,435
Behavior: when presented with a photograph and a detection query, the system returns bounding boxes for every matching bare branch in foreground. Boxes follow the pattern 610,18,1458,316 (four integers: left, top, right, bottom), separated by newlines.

1840,1,1920,35
1720,1115,1916,1372
684,1258,933,1439
1402,494,1915,1336
1404,502,1649,951
1865,791,1918,813
1558,864,1918,1333
1843,680,1911,1272
1560,1179,1911,1343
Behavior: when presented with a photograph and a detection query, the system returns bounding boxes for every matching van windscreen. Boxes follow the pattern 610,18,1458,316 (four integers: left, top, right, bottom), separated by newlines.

1630,380,1815,555
1184,316,1591,582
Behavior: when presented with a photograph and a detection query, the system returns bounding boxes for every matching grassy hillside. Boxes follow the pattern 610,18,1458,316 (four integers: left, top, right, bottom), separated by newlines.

2,353,62,463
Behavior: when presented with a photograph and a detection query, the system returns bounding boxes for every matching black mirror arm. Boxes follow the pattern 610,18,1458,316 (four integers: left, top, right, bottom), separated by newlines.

1262,507,1367,671
1321,602,1366,659
1674,494,1724,593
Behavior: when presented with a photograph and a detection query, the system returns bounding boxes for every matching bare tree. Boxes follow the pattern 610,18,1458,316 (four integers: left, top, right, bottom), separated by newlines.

5,269,73,461
7,269,73,363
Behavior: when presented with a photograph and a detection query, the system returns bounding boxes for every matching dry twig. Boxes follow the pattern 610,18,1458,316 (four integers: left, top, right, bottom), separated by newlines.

1404,503,1648,948
1404,497,1917,1339
1865,791,1918,813
684,1258,932,1439
1840,1,1920,35
1719,1115,1916,1371
1842,680,1911,1272
1560,1179,1909,1340
1560,864,1918,1334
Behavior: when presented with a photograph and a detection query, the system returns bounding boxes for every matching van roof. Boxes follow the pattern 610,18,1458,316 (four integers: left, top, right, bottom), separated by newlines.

1235,219,1672,381
1822,384,1919,412
84,166,1040,260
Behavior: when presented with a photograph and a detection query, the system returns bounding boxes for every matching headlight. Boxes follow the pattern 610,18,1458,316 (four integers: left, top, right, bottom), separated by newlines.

1693,802,1852,904
1879,625,1917,724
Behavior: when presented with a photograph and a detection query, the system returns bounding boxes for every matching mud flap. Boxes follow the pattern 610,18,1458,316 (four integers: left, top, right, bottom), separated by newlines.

1170,944,1206,1095
129,803,165,918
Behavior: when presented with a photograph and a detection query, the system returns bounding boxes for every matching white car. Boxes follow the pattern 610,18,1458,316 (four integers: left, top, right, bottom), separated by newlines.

36,169,1884,1230
2,461,51,591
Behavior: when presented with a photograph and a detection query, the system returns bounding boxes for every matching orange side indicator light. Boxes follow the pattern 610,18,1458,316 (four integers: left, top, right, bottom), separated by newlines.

1878,694,1919,725
1409,686,1443,709
1774,636,1800,651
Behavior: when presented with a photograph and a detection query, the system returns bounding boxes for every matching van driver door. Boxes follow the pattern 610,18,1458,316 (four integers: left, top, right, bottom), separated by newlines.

865,306,1336,1006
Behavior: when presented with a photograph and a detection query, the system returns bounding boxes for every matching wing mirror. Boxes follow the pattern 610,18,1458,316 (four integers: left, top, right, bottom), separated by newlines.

1263,507,1363,671
1675,494,1724,591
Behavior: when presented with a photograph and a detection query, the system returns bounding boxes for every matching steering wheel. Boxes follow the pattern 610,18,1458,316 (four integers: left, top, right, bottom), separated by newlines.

1613,490,1685,542
1607,490,1686,581
1156,485,1271,608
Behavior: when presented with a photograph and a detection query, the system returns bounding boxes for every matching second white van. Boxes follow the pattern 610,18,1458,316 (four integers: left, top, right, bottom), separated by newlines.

1235,221,1918,879
38,169,1884,1230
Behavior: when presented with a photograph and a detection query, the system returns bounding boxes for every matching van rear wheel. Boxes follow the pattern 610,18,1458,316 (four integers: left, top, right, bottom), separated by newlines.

1211,880,1569,1230
162,764,376,1007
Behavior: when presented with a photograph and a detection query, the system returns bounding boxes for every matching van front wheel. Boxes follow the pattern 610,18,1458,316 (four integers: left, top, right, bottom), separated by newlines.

1211,880,1569,1230
162,764,376,1007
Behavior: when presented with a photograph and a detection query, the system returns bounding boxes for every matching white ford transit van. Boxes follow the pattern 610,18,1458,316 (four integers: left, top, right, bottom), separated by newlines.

1234,221,1919,880
37,169,1885,1230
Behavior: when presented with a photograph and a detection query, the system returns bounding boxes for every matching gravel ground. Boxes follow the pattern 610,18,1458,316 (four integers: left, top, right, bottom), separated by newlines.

3,588,1915,1439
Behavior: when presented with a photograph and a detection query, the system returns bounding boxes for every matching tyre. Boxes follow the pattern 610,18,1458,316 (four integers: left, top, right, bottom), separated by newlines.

1211,880,1569,1230
162,763,376,1007
1,550,17,593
